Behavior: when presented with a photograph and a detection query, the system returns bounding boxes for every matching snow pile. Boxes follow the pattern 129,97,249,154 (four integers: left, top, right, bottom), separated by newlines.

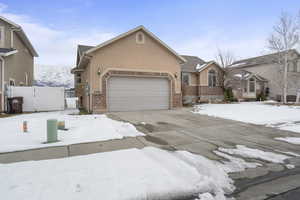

35,64,74,88
0,110,144,153
193,102,300,133
219,145,291,164
275,137,300,145
214,150,262,173
0,147,235,200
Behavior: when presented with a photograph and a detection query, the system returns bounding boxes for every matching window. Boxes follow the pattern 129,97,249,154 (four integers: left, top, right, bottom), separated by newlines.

76,73,82,84
297,60,300,72
136,32,145,44
9,79,15,86
208,69,217,87
249,78,255,93
182,73,190,85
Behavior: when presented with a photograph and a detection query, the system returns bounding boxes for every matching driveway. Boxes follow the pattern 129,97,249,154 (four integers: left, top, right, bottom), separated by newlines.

108,107,300,200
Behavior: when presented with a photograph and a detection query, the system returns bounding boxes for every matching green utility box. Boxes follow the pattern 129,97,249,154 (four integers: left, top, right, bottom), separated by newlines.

47,119,58,143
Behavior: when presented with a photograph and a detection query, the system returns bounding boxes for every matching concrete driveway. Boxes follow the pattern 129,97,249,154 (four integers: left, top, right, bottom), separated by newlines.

108,107,300,200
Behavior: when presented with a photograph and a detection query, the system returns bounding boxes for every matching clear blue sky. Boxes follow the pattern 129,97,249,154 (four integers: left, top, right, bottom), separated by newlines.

1,0,299,65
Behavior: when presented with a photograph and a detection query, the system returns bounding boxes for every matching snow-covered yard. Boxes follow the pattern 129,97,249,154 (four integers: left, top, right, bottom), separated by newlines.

0,110,144,153
193,102,300,139
0,147,234,200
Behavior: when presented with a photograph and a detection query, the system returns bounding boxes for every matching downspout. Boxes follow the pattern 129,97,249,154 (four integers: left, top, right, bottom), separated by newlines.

0,56,4,112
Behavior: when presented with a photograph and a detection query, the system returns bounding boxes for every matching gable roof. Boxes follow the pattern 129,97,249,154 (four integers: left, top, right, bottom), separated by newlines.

181,55,206,72
0,16,38,57
230,49,300,68
78,44,94,56
83,25,186,63
227,68,268,82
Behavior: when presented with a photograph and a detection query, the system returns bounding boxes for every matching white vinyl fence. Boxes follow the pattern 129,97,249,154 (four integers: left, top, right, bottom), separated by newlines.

8,86,65,112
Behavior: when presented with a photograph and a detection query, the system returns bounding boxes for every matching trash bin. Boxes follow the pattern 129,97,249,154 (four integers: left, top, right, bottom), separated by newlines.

7,97,23,114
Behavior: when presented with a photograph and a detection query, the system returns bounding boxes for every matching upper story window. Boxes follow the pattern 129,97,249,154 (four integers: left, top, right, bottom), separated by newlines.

208,69,217,87
0,26,4,47
76,73,82,84
182,73,190,85
136,32,145,44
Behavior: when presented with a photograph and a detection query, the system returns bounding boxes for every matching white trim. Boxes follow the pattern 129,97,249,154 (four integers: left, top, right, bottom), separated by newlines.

0,26,4,47
198,61,223,73
0,57,4,112
25,72,28,86
84,25,186,63
0,16,21,28
10,30,14,48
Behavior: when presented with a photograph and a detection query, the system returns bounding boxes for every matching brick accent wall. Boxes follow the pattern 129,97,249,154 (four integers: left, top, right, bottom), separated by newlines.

199,86,223,95
182,85,198,96
93,70,182,112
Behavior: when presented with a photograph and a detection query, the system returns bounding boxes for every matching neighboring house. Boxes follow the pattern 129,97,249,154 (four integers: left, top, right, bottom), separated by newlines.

71,25,185,112
225,69,268,100
181,55,224,104
0,16,38,112
230,49,300,102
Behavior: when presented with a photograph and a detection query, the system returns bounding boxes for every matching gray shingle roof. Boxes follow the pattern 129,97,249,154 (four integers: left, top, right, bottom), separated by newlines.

181,55,206,72
0,48,15,53
78,45,94,55
230,49,300,68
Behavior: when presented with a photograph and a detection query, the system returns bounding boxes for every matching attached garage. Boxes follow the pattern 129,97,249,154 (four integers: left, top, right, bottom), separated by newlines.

107,77,170,111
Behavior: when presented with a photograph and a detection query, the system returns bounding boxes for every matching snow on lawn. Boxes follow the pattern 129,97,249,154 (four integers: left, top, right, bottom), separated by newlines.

193,102,300,133
219,145,291,164
275,137,300,145
0,110,144,153
0,147,234,200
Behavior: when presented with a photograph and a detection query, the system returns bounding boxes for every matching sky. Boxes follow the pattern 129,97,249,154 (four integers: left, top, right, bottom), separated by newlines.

0,0,299,66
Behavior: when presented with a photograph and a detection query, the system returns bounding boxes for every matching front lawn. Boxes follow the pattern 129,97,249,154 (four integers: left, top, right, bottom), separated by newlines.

193,102,300,134
0,110,144,153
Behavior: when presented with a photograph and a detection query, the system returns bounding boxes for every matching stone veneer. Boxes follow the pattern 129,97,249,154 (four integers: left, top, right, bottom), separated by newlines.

92,70,182,113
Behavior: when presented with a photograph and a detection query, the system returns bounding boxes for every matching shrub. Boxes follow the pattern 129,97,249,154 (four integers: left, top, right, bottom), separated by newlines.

224,88,235,102
256,92,266,101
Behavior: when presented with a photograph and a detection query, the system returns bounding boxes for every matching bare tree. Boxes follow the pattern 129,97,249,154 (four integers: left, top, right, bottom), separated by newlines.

267,12,299,103
215,48,235,68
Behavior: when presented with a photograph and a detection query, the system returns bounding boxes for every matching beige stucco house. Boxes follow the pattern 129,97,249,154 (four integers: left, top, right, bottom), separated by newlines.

181,55,224,104
225,69,268,100
0,16,38,112
72,26,185,112
229,50,300,102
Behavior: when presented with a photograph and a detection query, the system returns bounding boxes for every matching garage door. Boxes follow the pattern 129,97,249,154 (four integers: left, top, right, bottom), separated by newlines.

107,77,170,111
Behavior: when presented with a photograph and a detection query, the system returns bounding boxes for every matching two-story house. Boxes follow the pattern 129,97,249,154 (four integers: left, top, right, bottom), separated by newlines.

0,16,38,112
228,49,300,102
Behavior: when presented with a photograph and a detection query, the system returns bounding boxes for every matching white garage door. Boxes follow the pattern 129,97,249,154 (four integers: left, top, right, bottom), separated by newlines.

107,77,170,111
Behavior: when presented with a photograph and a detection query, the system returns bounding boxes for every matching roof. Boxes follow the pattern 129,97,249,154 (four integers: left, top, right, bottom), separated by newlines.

78,45,94,56
0,16,38,57
230,49,300,68
0,48,18,56
228,69,268,82
0,48,15,53
83,25,186,63
180,55,206,72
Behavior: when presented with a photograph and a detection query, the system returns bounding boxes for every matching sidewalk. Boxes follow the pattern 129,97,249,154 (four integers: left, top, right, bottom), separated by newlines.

0,136,146,163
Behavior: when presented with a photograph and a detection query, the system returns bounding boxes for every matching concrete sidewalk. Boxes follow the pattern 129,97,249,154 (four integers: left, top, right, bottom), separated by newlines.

0,136,146,163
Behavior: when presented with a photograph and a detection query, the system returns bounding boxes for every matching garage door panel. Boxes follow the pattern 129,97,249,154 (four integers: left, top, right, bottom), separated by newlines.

107,77,170,111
